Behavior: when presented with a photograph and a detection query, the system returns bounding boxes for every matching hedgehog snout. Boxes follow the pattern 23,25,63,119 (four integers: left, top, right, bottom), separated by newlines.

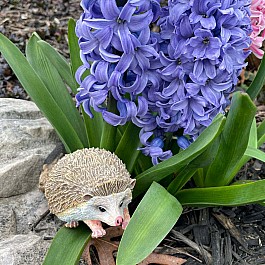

115,216,123,226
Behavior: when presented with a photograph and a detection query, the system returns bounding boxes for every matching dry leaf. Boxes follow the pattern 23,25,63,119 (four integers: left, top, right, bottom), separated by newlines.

82,226,122,265
82,226,186,265
138,253,186,265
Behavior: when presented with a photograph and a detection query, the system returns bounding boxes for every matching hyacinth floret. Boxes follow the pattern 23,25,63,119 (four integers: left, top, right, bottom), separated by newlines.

76,0,252,165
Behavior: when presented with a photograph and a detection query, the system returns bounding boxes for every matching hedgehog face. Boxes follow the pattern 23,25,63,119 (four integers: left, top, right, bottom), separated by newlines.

81,188,133,226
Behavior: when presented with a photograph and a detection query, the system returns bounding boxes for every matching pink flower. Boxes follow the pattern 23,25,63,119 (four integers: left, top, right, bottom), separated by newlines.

250,0,265,59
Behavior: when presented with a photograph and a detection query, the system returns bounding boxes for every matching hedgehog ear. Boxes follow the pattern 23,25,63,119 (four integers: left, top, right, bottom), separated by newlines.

83,194,93,201
129,179,136,189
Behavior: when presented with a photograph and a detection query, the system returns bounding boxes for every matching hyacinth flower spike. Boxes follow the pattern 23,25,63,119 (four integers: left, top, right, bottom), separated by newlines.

76,0,252,164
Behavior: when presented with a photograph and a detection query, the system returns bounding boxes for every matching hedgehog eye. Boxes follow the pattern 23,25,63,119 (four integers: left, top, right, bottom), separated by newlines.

119,201,123,207
98,206,106,212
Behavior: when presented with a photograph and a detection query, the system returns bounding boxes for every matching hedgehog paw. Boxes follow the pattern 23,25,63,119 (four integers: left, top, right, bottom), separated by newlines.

84,220,106,238
65,221,79,228
91,228,106,238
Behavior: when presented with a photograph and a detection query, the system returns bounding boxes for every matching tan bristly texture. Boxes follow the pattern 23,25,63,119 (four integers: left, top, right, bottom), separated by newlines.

44,148,131,214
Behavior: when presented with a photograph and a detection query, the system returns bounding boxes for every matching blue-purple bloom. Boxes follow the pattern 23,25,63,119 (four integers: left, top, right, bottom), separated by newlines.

75,0,252,164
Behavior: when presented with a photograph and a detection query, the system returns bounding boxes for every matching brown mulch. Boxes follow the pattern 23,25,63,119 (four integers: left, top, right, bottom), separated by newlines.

0,0,81,99
1,1,265,264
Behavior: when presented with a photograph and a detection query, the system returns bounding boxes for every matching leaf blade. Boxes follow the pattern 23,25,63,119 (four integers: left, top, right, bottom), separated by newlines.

247,55,265,100
26,33,88,148
0,32,84,152
117,182,182,265
43,223,91,265
133,114,225,197
37,40,77,91
176,180,265,206
245,146,265,163
100,95,117,152
115,122,141,173
205,92,256,186
68,18,84,93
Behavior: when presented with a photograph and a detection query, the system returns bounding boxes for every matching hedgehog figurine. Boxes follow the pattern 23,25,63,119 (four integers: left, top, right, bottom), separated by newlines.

40,148,136,238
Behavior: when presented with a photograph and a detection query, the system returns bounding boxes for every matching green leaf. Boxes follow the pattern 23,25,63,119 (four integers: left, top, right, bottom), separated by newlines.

100,95,117,152
43,223,91,265
204,92,256,187
26,33,88,149
247,55,265,100
257,119,265,147
167,135,221,194
167,166,198,195
132,152,153,177
0,33,84,153
245,146,265,163
115,122,141,173
133,114,225,197
67,19,103,148
176,179,265,206
37,40,77,91
224,118,258,182
117,182,182,265
82,108,103,148
68,18,84,93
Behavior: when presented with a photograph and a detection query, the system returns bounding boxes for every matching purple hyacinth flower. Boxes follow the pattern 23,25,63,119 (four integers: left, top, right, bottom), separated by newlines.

75,0,252,164
82,0,153,54
188,29,222,60
138,130,172,165
168,0,190,24
189,0,221,29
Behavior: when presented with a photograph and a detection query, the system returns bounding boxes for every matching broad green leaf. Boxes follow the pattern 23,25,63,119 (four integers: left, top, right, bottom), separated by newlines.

176,179,265,206
68,18,84,93
224,118,258,181
167,135,221,193
43,223,91,265
37,40,77,91
115,124,128,146
133,114,225,197
247,118,258,148
67,19,103,147
100,95,117,152
136,152,153,173
115,122,141,173
0,33,84,152
132,152,153,177
100,122,117,152
167,166,198,195
257,119,265,147
247,55,265,100
26,33,88,149
117,182,182,265
82,108,103,148
204,93,256,187
245,146,265,163
193,168,204,188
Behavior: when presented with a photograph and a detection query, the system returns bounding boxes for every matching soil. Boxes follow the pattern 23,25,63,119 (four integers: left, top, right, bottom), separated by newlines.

1,1,265,264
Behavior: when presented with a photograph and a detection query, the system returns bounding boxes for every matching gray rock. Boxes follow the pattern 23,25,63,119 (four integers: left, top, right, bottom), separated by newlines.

0,234,50,265
0,205,16,238
0,188,65,264
0,189,59,235
0,98,60,197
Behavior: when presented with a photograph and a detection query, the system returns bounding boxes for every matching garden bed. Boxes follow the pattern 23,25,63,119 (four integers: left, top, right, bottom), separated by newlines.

0,1,265,264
